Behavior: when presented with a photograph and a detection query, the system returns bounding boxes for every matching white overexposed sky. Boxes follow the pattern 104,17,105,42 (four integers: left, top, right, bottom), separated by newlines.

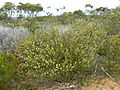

0,0,120,15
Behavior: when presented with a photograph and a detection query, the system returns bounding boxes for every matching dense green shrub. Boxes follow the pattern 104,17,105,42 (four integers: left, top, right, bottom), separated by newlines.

3,17,117,90
16,19,109,87
0,51,19,90
103,33,120,74
0,4,120,89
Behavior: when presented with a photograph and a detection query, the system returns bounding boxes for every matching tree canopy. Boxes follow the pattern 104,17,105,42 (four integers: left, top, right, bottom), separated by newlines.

0,2,43,18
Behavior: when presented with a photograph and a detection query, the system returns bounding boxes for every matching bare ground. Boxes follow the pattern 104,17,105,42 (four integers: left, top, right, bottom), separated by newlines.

37,77,120,90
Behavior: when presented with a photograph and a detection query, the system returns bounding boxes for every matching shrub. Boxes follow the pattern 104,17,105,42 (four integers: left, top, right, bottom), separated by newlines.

16,19,109,88
0,24,29,50
0,51,19,90
103,33,120,75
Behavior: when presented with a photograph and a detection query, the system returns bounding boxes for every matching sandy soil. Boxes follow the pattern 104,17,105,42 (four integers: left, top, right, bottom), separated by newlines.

37,77,120,90
81,77,120,90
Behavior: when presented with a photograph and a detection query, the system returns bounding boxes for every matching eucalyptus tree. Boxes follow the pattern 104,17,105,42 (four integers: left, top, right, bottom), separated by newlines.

16,2,24,17
95,7,110,15
85,4,94,14
0,7,8,19
85,4,93,8
24,3,32,17
73,10,85,18
29,4,36,17
34,4,43,16
17,2,43,17
16,2,31,17
2,2,15,18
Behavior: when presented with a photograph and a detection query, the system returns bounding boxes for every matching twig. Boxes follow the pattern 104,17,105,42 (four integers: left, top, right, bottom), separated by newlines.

101,64,120,86
101,65,115,81
93,63,98,76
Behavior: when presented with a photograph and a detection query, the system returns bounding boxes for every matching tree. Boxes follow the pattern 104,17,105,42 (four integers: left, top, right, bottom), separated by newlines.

0,8,8,19
17,3,43,17
95,7,110,15
2,2,15,18
16,2,24,17
73,10,85,18
33,4,43,16
85,4,94,14
85,4,93,8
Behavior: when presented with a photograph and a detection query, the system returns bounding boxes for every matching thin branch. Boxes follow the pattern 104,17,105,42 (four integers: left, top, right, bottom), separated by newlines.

93,63,98,76
101,65,115,81
101,64,120,86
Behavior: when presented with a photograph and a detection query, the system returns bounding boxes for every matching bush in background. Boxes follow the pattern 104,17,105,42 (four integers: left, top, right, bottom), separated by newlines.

0,24,29,50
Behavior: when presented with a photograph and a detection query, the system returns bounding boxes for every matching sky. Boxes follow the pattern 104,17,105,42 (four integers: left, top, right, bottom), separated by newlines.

0,0,120,15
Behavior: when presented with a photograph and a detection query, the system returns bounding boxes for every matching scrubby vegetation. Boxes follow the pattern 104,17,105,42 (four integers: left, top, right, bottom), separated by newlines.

0,2,120,90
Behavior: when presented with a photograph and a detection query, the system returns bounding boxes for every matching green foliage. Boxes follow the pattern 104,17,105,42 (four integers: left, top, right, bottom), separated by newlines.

58,12,76,24
24,18,40,33
16,19,109,87
0,12,8,20
0,3,120,89
17,2,43,17
0,51,19,90
0,2,43,19
73,10,85,18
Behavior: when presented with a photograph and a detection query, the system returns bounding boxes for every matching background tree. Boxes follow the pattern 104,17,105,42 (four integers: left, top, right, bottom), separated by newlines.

73,10,85,18
85,4,94,14
2,2,15,18
16,2,24,18
95,7,110,15
34,4,43,16
17,3,43,17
